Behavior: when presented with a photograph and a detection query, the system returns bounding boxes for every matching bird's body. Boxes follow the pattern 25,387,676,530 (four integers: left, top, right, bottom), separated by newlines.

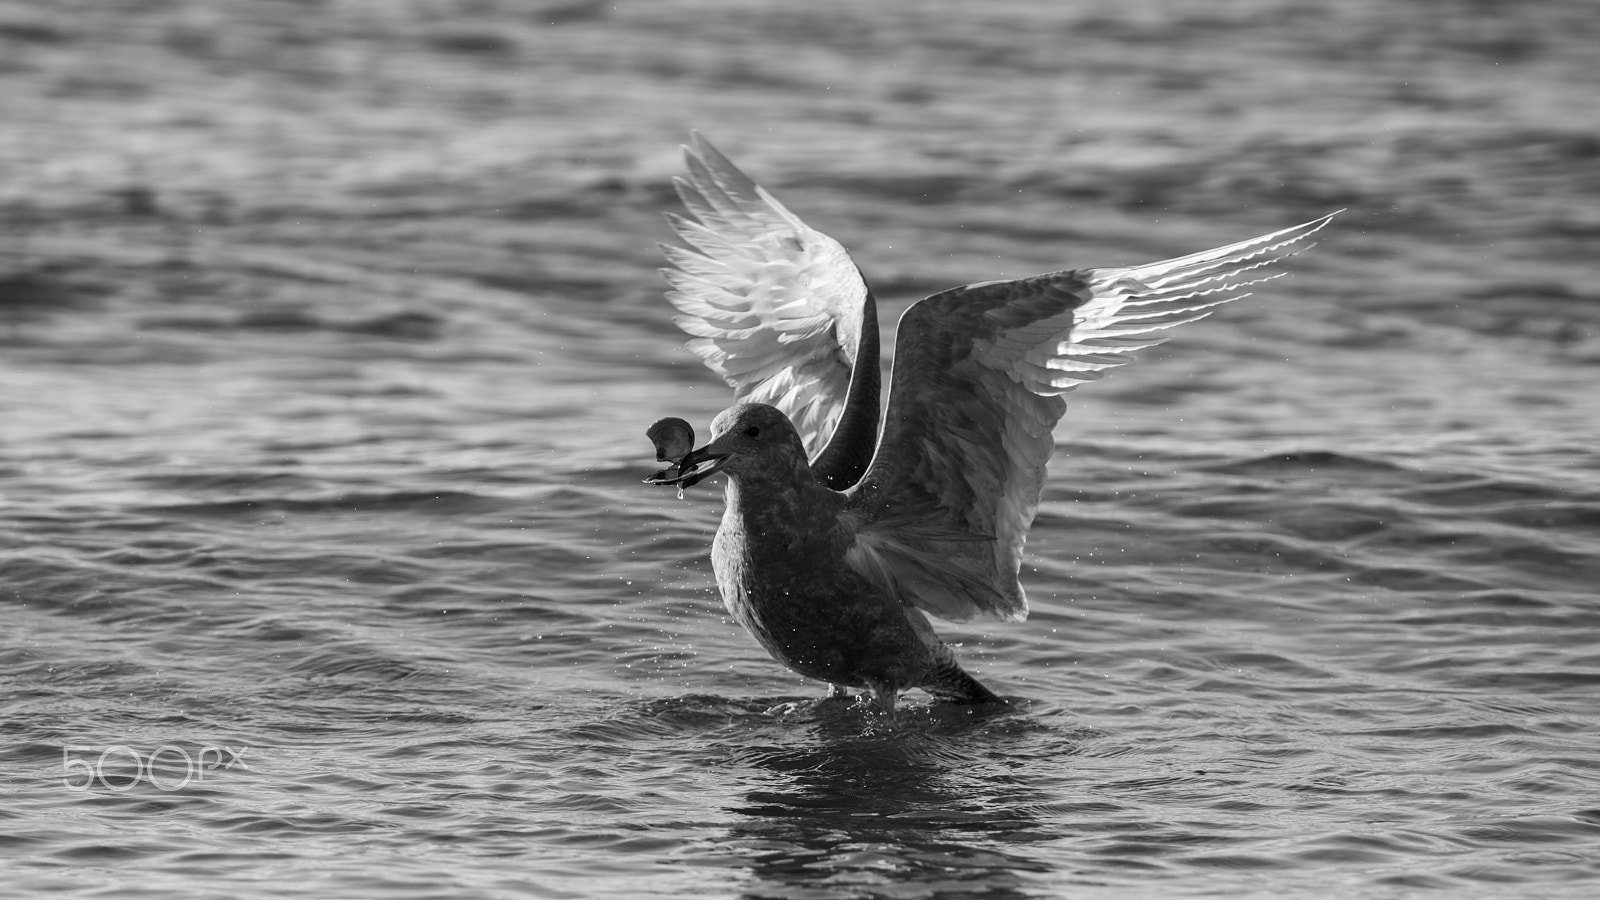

701,406,998,708
647,134,1336,712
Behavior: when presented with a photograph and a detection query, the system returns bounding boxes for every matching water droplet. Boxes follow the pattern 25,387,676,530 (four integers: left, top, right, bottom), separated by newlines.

676,486,685,501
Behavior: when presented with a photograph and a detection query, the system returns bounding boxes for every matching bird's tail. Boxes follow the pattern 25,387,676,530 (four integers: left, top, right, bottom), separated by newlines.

923,660,1005,705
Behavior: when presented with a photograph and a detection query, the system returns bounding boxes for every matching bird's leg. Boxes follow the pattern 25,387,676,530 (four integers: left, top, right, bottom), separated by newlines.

862,680,898,714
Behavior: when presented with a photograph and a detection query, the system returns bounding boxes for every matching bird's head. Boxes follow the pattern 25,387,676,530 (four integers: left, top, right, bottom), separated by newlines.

644,403,808,489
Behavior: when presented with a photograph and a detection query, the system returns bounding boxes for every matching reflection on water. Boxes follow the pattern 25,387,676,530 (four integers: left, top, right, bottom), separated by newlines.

703,703,1060,898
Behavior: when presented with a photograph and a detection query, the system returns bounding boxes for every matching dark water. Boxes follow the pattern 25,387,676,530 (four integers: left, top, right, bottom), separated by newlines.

3,1,1599,897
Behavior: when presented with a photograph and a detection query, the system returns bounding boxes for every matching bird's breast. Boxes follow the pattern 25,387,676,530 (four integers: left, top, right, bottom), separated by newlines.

709,493,932,687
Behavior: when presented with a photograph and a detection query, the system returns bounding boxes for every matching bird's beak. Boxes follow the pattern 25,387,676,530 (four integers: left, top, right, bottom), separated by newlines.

644,444,731,489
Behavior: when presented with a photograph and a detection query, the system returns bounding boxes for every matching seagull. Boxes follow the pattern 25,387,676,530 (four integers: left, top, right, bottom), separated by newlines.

647,133,1335,712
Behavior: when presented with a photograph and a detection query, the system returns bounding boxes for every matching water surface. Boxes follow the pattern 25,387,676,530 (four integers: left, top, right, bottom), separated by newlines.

3,1,1599,897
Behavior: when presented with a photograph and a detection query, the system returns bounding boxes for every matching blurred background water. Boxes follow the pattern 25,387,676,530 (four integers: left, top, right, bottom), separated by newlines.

2,1,1598,897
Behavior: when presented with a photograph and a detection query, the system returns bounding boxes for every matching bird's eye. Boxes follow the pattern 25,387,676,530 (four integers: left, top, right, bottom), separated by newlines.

744,426,761,438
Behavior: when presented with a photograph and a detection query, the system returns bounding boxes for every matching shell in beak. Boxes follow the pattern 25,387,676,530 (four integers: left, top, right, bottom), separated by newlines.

643,417,729,488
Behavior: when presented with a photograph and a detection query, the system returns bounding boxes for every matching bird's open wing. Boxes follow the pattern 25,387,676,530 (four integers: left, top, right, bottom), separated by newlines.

843,213,1337,622
661,134,873,460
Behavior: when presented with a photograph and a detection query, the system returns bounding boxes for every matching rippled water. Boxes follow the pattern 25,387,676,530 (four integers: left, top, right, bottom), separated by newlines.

3,1,1599,897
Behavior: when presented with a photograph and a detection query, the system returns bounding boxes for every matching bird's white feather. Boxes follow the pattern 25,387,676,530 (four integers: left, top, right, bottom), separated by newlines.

661,134,872,458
